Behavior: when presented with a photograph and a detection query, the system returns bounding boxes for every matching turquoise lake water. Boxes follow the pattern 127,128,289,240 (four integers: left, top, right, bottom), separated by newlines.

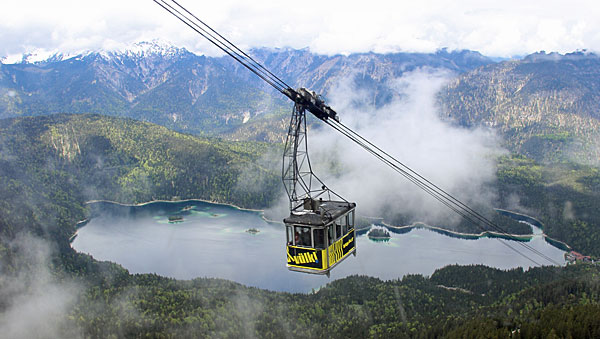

71,200,566,292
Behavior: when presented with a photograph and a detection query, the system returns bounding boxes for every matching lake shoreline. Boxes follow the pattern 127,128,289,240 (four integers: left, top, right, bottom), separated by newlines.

380,221,533,241
84,198,265,213
359,210,571,250
71,198,282,243
71,200,569,292
77,199,572,251
85,198,286,224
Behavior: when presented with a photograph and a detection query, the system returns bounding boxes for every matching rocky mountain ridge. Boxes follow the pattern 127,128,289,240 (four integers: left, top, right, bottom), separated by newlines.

0,41,493,139
2,43,599,165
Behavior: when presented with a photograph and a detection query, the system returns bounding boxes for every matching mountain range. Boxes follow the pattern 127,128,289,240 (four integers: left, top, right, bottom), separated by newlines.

0,41,492,138
1,41,599,165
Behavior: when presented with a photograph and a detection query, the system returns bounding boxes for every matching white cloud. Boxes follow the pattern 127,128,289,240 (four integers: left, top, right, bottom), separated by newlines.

1,0,599,59
0,235,83,338
263,69,505,225
315,69,504,225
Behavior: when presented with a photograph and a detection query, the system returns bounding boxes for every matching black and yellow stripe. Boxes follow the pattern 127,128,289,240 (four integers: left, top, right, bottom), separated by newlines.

287,246,326,271
328,237,344,265
287,229,355,274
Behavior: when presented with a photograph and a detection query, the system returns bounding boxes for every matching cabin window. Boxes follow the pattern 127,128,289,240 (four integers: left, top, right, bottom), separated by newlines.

294,226,311,247
340,215,348,235
287,226,293,245
335,222,342,240
313,229,325,249
328,225,334,245
348,211,355,230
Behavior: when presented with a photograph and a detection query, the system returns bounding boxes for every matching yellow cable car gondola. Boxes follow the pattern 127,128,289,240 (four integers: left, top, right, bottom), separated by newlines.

151,1,358,273
285,199,356,275
282,95,357,275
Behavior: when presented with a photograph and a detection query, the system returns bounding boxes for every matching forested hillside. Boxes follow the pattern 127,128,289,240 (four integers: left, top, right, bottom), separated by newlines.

1,114,599,337
440,51,600,166
1,114,279,206
0,114,280,254
436,52,600,256
65,264,600,338
496,155,600,256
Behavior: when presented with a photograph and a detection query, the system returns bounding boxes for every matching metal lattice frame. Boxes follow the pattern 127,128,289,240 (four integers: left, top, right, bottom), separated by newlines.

282,104,332,212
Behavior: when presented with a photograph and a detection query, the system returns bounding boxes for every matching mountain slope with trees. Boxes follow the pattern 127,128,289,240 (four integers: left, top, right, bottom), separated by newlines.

0,114,279,245
440,51,600,166
0,114,599,337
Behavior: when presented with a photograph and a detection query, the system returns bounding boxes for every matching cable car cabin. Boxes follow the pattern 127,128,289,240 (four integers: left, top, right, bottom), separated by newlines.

285,199,356,275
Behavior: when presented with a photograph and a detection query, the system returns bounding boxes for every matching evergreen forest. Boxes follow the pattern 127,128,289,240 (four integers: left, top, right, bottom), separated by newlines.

1,114,599,337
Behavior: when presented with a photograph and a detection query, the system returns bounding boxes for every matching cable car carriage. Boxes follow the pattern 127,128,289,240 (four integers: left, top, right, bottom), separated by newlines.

282,95,357,275
285,198,356,275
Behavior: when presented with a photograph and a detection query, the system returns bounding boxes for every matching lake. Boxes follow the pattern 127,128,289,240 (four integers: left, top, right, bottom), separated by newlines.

71,200,567,292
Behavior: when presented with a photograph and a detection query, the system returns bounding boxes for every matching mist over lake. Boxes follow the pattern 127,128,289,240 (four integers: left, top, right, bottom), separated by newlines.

72,200,566,292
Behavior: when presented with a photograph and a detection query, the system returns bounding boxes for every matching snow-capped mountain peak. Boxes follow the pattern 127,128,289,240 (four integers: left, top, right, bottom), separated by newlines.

100,39,189,60
1,49,82,64
1,40,189,65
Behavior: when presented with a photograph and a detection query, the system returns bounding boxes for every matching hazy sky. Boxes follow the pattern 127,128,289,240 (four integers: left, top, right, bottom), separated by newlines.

2,0,599,59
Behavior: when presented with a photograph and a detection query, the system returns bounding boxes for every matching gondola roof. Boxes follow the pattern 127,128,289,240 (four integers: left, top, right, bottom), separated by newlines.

284,201,356,226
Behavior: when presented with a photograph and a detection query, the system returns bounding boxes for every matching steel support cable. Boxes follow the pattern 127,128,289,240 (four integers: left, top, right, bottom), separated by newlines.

323,120,517,242
329,119,561,266
322,123,467,217
153,0,288,93
333,119,503,227
339,121,560,266
154,0,285,92
324,119,544,266
169,0,292,91
152,0,559,267
323,120,489,231
163,0,288,92
333,120,536,239
325,119,561,266
323,120,502,231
